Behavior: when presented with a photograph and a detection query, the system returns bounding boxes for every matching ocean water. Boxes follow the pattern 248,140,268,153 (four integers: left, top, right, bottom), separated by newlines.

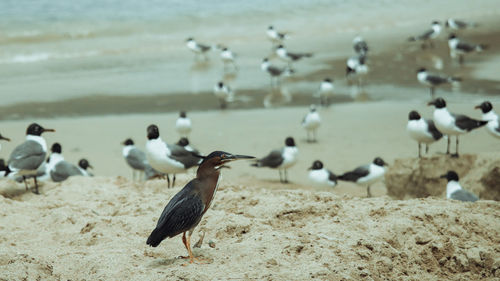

0,0,499,105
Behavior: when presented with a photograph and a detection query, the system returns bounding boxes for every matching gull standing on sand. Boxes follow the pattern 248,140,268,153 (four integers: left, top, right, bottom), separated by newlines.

475,101,500,139
317,78,334,107
213,81,234,109
428,98,487,157
122,138,157,181
4,123,55,194
186,37,212,61
445,19,476,31
47,143,85,183
346,55,369,88
261,58,292,87
276,45,312,68
307,160,337,188
408,21,442,48
175,111,192,138
440,171,478,202
353,36,369,56
251,137,298,183
417,68,461,99
145,125,202,188
338,157,387,198
217,45,238,71
448,34,486,65
0,133,10,151
266,25,288,46
407,110,443,158
78,159,94,177
302,105,321,143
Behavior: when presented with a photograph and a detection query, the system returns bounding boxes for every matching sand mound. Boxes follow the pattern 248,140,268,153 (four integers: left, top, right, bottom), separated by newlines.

385,153,500,201
0,176,499,280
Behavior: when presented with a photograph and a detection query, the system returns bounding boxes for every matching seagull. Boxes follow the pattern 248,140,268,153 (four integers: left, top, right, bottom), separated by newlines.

4,123,55,194
445,19,477,30
440,170,478,202
353,36,369,56
0,133,10,151
346,55,369,87
213,81,234,109
261,58,293,87
448,34,486,64
186,37,211,61
275,45,312,68
407,110,443,158
217,45,238,71
46,143,85,183
176,111,192,138
408,21,442,48
417,68,461,99
78,159,93,177
251,137,298,183
176,137,199,154
475,101,500,139
338,157,387,197
316,78,334,107
307,160,337,188
428,98,487,157
302,105,321,143
266,25,288,45
122,138,156,181
145,124,202,188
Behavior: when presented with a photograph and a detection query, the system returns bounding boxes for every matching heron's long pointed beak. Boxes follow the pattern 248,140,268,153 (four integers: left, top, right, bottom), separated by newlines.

231,155,255,160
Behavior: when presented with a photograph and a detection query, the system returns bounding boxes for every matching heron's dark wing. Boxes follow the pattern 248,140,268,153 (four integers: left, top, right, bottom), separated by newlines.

126,148,147,170
426,119,443,140
451,114,487,131
450,189,478,202
255,149,284,168
338,165,369,182
168,144,202,169
147,180,205,246
8,140,46,170
51,161,83,182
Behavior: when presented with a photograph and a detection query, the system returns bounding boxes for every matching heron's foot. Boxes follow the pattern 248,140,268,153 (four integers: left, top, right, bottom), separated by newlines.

180,256,209,266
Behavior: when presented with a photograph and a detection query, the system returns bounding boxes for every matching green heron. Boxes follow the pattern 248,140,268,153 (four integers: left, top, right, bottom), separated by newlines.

146,151,254,264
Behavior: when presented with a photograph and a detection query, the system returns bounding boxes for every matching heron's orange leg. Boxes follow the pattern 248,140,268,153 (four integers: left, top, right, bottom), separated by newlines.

180,232,207,265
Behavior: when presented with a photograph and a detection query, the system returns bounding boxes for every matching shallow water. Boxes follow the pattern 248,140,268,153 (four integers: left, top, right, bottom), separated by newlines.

0,0,499,106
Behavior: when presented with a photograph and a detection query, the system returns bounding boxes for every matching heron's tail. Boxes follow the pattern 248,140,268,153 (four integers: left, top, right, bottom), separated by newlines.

146,228,163,247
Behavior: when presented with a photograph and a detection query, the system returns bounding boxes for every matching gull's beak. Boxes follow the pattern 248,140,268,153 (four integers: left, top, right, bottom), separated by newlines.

427,100,435,106
88,165,94,169
0,135,10,142
474,105,481,109
307,166,313,170
43,128,55,133
439,174,447,179
384,162,389,167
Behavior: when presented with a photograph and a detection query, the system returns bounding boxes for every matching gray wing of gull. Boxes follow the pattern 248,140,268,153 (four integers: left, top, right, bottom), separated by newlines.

328,170,337,183
426,75,449,85
198,43,211,52
255,149,284,168
417,29,434,40
456,42,476,52
167,144,202,169
8,140,46,171
126,148,147,170
338,164,369,182
450,189,478,202
51,161,83,182
426,119,443,140
267,65,284,77
451,113,487,131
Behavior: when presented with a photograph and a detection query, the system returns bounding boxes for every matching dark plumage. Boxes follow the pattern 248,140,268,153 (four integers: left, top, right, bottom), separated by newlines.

146,151,254,264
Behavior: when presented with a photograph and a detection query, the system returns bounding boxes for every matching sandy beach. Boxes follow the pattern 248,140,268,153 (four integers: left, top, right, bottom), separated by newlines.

1,1,500,280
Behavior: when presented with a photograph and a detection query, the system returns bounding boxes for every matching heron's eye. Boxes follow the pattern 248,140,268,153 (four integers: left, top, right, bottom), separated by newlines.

221,154,226,159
